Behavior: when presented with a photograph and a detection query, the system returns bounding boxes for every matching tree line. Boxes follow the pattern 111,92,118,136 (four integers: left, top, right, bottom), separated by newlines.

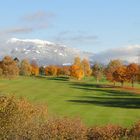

0,56,140,87
70,57,140,88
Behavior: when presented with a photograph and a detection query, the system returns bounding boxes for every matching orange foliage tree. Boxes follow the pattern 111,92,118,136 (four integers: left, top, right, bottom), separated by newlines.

70,57,84,80
62,66,70,76
113,65,127,87
126,63,139,87
137,65,140,83
105,60,122,85
70,64,84,80
56,66,64,76
31,60,39,76
45,65,57,76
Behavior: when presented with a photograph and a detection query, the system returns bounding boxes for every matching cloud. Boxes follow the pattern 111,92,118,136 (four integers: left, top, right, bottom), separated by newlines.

70,35,98,42
0,11,54,36
54,31,98,44
93,45,140,63
0,26,34,36
22,11,55,23
4,27,33,34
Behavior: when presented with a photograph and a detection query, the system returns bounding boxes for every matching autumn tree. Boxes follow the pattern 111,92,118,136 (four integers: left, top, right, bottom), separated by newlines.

0,61,3,77
39,66,45,75
31,60,39,76
45,65,57,76
113,65,127,87
74,56,81,67
105,59,123,85
0,68,3,77
62,66,70,76
126,63,139,87
70,57,84,80
92,62,103,83
20,59,32,76
81,58,92,77
137,65,140,83
70,65,84,80
56,66,63,76
1,56,19,78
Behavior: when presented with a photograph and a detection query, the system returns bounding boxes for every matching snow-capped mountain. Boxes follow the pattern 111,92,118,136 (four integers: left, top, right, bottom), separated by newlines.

3,38,140,66
7,38,93,65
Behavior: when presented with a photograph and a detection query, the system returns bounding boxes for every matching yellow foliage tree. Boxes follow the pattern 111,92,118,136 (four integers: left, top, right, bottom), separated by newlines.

1,56,19,78
74,56,81,67
20,59,32,76
81,58,92,77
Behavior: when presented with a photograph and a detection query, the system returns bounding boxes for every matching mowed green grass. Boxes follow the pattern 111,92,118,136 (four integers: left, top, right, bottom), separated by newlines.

0,76,140,127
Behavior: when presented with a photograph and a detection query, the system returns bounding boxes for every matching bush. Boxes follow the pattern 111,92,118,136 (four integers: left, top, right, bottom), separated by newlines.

0,96,86,140
38,118,87,140
87,124,127,140
128,121,140,139
0,96,47,140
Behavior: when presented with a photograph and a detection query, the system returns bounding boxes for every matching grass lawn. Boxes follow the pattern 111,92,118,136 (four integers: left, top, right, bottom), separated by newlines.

0,76,140,127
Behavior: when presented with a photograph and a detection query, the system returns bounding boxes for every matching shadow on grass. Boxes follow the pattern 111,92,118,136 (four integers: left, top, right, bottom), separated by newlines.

71,82,122,89
37,76,69,81
70,82,139,96
68,96,140,109
68,82,140,109
47,76,69,81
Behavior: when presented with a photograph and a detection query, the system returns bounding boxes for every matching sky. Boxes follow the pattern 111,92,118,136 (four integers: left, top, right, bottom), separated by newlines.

0,0,140,53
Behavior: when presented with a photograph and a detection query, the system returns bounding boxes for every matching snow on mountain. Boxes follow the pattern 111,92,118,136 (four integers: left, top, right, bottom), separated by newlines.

7,38,55,46
7,38,93,65
3,38,140,66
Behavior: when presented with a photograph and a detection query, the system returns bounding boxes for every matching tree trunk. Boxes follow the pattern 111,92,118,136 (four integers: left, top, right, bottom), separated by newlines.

121,81,124,87
132,80,134,88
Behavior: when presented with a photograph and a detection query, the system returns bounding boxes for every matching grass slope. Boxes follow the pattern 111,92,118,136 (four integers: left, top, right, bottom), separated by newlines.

0,76,140,127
